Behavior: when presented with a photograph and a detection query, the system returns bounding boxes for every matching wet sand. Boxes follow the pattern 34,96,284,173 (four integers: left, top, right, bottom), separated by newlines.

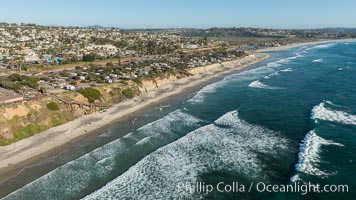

0,53,270,185
256,38,356,52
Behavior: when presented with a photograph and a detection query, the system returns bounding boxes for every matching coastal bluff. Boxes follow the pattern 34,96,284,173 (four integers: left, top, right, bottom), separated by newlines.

0,53,269,172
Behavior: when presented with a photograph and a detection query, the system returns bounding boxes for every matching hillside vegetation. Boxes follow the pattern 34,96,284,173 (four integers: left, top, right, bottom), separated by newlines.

0,71,185,146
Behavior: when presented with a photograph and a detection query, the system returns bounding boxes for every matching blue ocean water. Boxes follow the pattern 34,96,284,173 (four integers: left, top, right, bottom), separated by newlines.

2,41,356,199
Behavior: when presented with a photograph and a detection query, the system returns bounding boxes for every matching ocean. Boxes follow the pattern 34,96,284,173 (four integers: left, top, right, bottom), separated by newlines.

1,41,355,199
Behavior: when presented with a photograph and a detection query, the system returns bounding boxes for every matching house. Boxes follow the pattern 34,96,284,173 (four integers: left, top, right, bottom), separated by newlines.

24,54,41,63
109,74,118,78
43,54,52,63
69,72,77,78
64,85,76,91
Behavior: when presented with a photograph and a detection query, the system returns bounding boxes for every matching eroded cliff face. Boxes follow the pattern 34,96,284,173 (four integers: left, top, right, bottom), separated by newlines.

140,75,179,91
0,73,185,145
0,59,244,145
189,63,223,74
0,96,81,145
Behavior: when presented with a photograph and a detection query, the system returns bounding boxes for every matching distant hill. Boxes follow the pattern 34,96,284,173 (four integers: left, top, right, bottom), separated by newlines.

86,25,107,29
320,28,356,33
85,25,120,29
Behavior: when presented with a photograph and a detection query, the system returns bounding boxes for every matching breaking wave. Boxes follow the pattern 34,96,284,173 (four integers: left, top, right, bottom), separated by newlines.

337,66,349,71
268,71,279,76
187,83,221,103
279,68,293,72
84,111,289,199
306,43,335,51
312,59,323,63
264,68,293,79
248,80,282,90
290,100,351,182
311,101,356,125
187,57,288,103
188,51,301,103
187,55,295,103
267,53,302,68
291,130,344,182
3,110,203,200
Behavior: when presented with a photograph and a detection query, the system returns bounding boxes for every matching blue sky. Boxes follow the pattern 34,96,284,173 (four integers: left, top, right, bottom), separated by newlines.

1,0,355,28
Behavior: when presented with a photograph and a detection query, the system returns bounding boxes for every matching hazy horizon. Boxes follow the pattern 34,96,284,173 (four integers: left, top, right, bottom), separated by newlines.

1,0,356,29
2,21,356,30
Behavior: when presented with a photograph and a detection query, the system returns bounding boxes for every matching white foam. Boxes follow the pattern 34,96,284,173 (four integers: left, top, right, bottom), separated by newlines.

187,68,259,104
311,101,356,125
290,174,301,182
189,53,299,103
248,80,282,90
3,110,203,200
267,62,281,67
263,73,277,80
312,59,323,63
295,52,304,58
187,83,221,103
337,66,349,71
84,111,289,199
232,65,275,81
248,54,299,78
238,53,300,78
188,58,281,103
267,54,300,67
249,80,268,89
270,71,280,76
264,75,271,79
306,43,335,51
263,67,293,79
291,130,343,182
314,44,332,48
280,68,293,72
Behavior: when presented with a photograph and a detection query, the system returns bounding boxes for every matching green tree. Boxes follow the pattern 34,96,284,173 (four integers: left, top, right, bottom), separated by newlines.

82,53,96,62
78,88,101,103
47,102,59,111
71,56,79,63
147,40,158,55
106,62,114,67
203,35,208,45
39,87,47,94
122,88,134,98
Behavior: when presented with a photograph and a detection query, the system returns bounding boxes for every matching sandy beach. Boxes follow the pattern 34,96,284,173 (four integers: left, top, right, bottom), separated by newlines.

1,37,355,183
256,38,356,52
0,53,270,177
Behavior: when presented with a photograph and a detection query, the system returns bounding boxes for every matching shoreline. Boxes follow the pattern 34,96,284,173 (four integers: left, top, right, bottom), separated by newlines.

255,38,356,52
2,37,355,192
0,53,270,182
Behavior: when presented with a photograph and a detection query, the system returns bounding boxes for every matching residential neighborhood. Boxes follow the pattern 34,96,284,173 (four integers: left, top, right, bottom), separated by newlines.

0,23,211,69
0,23,251,105
1,23,355,106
